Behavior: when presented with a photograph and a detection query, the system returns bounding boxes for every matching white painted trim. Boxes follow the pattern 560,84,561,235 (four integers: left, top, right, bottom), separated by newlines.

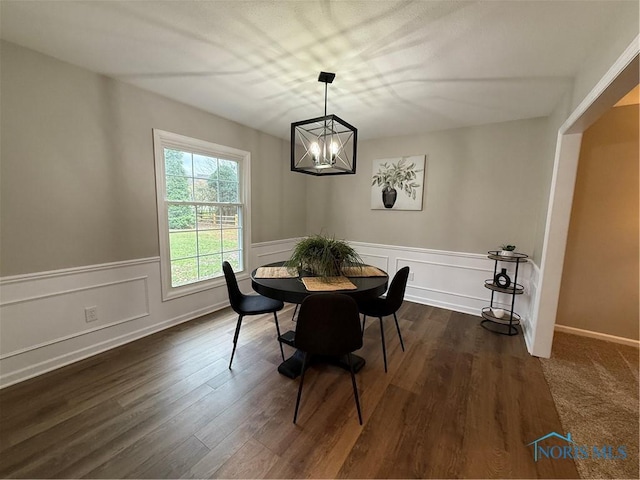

351,240,485,259
0,277,151,360
554,325,640,348
358,252,389,260
531,260,540,278
152,129,252,302
395,256,493,273
0,255,237,388
0,300,230,389
405,294,478,317
532,37,639,358
0,311,150,360
353,242,532,321
0,257,160,285
0,276,149,307
408,284,487,303
521,259,540,354
0,239,532,388
256,249,292,258
252,237,303,248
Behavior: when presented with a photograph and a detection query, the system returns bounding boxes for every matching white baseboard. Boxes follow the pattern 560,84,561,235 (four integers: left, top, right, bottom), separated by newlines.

0,301,228,388
0,258,232,388
0,238,537,388
554,324,640,348
350,241,533,323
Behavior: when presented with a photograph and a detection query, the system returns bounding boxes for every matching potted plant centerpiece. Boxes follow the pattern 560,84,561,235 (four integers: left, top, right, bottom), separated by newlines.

372,158,422,208
500,244,517,257
285,234,364,279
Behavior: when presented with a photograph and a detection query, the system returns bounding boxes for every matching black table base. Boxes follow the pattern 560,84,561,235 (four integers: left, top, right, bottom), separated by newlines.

277,347,366,379
252,263,387,380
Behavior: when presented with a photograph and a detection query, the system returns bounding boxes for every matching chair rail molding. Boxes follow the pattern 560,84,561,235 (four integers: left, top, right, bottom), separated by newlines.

0,238,537,388
0,257,231,388
350,241,534,321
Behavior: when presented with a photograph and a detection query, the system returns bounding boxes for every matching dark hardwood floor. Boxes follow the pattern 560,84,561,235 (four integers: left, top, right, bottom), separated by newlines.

0,302,579,478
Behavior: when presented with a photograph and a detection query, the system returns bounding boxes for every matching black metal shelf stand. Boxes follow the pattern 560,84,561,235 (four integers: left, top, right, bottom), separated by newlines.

481,251,528,336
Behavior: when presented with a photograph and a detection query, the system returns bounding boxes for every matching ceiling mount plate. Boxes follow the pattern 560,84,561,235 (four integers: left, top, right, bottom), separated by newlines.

318,72,335,84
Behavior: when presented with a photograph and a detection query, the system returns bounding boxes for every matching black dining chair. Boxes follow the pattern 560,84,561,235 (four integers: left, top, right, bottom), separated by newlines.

359,266,410,373
293,293,364,425
223,261,285,369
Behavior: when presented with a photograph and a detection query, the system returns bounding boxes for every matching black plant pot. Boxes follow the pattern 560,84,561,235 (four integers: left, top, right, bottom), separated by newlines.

382,186,397,208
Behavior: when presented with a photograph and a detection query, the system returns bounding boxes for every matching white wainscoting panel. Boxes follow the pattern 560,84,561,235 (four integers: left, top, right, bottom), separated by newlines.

351,242,534,323
0,258,231,388
521,261,540,353
1,276,149,356
249,238,301,271
0,239,537,387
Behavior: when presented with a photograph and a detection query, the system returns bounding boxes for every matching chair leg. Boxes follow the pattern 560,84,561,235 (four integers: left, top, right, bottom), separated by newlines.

379,317,388,373
347,353,363,425
229,314,244,369
292,304,299,322
361,315,367,336
393,313,405,352
293,352,309,424
273,312,285,361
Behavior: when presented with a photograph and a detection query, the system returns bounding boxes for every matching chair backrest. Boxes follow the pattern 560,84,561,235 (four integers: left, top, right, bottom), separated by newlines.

222,261,244,311
386,266,410,312
295,293,362,356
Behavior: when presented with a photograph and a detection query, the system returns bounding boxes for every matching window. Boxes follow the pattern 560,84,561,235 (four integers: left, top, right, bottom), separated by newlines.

153,130,251,300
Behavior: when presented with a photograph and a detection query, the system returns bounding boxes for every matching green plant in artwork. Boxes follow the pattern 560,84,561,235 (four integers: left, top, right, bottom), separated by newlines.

371,157,422,200
285,234,364,278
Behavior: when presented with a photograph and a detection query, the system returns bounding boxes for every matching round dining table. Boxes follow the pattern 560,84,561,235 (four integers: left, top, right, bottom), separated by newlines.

251,261,389,378
251,262,388,305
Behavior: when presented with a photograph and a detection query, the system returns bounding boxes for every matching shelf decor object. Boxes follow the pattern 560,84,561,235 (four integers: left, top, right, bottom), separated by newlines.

494,268,512,288
481,250,528,335
291,72,357,176
500,244,517,257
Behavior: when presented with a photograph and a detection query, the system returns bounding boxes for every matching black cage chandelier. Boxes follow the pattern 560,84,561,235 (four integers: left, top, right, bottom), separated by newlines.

291,72,357,175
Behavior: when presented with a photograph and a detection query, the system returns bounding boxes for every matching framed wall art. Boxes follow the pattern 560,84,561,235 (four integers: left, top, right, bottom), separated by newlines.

371,155,426,210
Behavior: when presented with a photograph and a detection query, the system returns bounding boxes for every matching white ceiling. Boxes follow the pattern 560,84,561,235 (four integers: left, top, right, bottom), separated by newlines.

0,0,635,140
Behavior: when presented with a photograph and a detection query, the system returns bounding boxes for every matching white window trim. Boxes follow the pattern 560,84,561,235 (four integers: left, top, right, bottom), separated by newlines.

152,129,251,301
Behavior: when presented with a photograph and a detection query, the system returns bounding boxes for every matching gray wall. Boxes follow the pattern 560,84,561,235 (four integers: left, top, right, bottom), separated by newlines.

3,20,637,278
307,118,549,258
570,3,640,113
529,90,574,264
0,41,307,276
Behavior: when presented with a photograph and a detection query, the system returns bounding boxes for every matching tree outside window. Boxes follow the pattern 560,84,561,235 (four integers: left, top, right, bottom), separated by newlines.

154,131,247,299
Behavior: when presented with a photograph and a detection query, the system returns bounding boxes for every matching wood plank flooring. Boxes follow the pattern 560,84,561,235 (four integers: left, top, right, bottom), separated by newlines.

0,302,579,478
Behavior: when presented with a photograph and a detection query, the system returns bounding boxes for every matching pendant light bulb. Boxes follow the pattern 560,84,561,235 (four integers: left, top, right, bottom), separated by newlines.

310,142,320,161
330,141,339,161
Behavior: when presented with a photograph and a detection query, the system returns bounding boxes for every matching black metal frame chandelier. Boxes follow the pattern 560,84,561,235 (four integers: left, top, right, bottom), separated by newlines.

291,72,357,176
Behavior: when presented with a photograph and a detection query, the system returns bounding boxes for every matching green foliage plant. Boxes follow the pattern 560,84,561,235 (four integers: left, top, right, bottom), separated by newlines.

371,157,422,199
285,234,364,279
207,160,239,202
165,149,195,230
500,244,516,251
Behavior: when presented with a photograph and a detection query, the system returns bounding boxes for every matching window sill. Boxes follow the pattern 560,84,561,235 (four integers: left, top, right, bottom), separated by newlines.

161,271,250,302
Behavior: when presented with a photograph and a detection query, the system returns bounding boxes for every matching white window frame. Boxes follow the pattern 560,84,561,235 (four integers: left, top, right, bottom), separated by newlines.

153,129,251,301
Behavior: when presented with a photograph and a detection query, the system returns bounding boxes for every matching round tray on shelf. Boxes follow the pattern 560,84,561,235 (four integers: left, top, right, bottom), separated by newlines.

484,279,524,295
481,307,521,325
487,251,528,262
